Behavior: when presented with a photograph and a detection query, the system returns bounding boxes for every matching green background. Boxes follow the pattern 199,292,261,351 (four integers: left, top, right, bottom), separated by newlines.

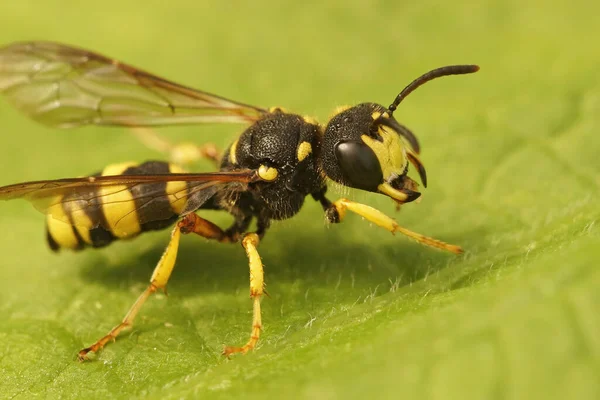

1,1,598,399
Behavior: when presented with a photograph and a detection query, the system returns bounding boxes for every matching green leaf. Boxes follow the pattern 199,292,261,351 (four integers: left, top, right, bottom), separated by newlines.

0,1,598,399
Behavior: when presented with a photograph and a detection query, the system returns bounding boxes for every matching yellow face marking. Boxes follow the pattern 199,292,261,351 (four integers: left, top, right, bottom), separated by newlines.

229,139,239,165
100,162,141,239
360,125,407,180
258,165,278,181
377,182,410,202
296,141,312,162
166,164,189,214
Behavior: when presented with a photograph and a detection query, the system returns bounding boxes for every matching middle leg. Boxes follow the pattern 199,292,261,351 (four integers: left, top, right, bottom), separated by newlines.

179,212,265,356
223,232,265,356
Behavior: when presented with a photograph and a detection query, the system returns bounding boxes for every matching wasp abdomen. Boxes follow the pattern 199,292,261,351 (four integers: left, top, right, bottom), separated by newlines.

46,161,188,251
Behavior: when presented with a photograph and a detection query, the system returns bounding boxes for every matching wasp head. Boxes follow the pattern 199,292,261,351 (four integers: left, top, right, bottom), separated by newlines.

320,103,424,204
320,64,479,204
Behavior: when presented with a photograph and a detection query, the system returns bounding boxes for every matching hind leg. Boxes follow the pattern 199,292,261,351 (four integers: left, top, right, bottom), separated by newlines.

130,127,221,167
78,223,182,360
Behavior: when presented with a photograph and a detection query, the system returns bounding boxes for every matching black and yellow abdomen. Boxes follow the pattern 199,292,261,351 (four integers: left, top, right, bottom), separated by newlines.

46,161,188,251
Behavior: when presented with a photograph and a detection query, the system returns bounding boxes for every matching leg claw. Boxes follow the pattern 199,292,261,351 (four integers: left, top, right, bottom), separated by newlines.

77,348,93,362
222,345,247,358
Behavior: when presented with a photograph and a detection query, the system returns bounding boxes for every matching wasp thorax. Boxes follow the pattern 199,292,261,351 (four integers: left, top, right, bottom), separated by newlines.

321,103,417,202
224,111,324,220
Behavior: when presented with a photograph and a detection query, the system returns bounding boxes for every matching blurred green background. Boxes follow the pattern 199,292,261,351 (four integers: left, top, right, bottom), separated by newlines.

0,1,598,399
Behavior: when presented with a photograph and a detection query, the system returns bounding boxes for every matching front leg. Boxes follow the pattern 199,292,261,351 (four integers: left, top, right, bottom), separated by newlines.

314,189,463,254
177,213,266,356
311,186,333,213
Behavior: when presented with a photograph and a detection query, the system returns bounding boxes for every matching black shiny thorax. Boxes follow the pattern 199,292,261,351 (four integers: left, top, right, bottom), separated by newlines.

219,110,324,221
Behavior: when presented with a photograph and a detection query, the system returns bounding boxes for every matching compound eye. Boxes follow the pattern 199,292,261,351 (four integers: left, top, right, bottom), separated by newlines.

334,141,383,191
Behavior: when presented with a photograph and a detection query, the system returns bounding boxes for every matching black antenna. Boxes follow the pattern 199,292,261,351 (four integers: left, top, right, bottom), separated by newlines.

388,65,479,115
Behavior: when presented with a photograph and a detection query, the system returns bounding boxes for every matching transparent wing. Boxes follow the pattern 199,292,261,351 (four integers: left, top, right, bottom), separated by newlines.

0,41,266,128
0,170,259,230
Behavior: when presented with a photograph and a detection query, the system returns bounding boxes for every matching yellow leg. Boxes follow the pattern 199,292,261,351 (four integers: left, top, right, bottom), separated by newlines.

77,225,182,361
223,233,264,357
332,198,463,254
130,127,221,166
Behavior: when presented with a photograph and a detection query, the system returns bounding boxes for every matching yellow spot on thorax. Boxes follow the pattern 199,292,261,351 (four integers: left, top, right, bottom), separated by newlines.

268,106,289,113
229,139,239,165
258,165,278,181
303,115,319,126
296,141,312,162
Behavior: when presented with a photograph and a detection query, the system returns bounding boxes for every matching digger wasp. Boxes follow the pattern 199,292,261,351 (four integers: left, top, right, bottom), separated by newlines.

0,41,478,360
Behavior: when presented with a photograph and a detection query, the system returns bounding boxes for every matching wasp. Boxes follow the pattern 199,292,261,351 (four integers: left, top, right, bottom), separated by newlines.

0,41,478,360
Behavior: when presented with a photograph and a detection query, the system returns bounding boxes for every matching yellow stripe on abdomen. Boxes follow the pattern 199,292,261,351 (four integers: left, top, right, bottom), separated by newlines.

166,164,189,214
46,193,96,248
46,160,188,251
99,162,142,239
46,205,80,250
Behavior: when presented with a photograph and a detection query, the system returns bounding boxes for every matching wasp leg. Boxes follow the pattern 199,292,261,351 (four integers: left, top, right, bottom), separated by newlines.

78,224,182,361
179,212,229,241
326,198,463,254
179,212,250,244
130,127,221,166
223,233,264,357
178,212,264,356
311,186,333,211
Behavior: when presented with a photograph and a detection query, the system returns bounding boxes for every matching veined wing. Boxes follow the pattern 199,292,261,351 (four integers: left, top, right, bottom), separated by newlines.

0,41,266,128
0,170,260,232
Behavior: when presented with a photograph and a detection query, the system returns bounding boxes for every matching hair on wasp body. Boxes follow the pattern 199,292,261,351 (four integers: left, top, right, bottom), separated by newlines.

0,41,478,360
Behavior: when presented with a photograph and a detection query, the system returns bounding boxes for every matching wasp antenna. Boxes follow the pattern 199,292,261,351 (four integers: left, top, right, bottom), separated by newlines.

388,65,480,115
